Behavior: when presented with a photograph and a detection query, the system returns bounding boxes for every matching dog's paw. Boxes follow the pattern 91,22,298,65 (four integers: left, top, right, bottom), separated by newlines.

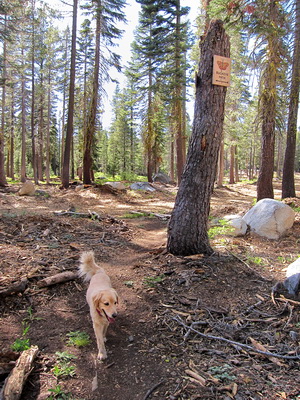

98,350,107,361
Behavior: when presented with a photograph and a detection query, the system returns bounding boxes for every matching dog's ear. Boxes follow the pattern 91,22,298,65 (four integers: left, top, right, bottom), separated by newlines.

92,292,103,307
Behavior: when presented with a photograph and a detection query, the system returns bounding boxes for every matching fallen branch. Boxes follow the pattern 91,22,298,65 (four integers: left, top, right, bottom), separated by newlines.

142,380,165,400
173,316,300,360
0,279,28,298
37,271,78,288
2,346,39,400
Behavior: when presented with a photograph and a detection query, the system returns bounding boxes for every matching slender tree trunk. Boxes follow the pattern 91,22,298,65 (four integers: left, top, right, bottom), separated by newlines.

170,130,175,182
217,135,224,187
10,90,14,180
282,0,300,198
83,0,100,184
46,71,51,184
21,48,27,183
175,0,184,185
62,0,78,188
256,0,280,201
0,24,7,187
234,146,239,182
60,33,69,177
38,80,44,181
31,0,38,184
146,67,154,183
167,20,230,256
229,144,235,184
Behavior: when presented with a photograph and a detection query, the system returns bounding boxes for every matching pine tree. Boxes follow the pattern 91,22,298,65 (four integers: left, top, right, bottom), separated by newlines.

81,0,126,184
133,0,192,182
62,0,78,188
282,0,300,199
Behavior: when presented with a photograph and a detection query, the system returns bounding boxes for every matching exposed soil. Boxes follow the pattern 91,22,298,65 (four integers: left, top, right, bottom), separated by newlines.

1,177,300,400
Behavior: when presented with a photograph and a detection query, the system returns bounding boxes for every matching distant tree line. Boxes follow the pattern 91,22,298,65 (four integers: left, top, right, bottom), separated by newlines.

0,0,299,200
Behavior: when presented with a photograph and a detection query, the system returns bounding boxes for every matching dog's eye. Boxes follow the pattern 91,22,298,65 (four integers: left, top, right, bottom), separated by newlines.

114,301,117,305
104,302,109,306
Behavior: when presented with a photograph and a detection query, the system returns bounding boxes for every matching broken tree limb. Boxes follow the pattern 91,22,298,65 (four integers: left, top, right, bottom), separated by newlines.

0,279,28,298
173,316,300,360
37,271,78,288
2,346,39,400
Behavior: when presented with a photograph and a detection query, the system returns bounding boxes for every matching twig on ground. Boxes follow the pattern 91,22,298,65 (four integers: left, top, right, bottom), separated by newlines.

173,316,300,360
142,380,165,400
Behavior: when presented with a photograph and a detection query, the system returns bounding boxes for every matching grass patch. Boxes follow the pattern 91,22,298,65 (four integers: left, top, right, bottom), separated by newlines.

47,385,74,399
144,274,165,287
11,337,31,352
52,352,77,379
66,331,90,347
247,256,263,266
11,307,41,352
122,211,154,219
208,219,234,239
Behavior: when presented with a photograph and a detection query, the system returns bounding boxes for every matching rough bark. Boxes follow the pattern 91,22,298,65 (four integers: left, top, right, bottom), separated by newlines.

0,18,7,187
167,20,230,256
61,0,78,188
282,0,300,199
21,52,26,183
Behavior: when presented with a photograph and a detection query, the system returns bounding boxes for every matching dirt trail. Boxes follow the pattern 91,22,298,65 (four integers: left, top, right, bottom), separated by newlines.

1,180,300,399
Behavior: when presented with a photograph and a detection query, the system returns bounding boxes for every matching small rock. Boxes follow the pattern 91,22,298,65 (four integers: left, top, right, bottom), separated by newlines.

130,182,156,192
18,180,35,196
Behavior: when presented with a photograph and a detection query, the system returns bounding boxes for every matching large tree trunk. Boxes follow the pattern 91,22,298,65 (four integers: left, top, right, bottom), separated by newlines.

282,0,300,199
167,20,230,256
61,0,78,188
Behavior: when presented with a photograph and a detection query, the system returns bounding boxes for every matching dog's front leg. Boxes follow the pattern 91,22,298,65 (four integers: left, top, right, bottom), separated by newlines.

93,322,107,360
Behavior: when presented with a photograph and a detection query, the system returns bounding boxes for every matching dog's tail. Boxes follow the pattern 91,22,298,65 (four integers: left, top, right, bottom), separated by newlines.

78,251,101,281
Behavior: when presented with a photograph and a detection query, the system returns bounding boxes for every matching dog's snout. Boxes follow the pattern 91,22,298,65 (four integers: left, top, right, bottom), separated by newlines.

112,313,117,318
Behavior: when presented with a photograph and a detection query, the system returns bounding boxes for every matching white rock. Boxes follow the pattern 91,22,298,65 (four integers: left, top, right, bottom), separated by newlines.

242,198,295,240
130,182,156,192
228,217,248,236
105,182,126,190
286,257,300,278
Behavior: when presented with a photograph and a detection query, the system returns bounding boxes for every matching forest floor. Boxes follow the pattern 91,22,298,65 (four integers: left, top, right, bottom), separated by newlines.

1,176,300,400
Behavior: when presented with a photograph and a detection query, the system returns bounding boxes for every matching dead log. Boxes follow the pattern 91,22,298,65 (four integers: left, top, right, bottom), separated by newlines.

37,271,78,288
2,346,39,400
0,279,28,298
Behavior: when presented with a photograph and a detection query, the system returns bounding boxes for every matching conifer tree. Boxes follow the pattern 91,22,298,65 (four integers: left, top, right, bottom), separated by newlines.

81,0,126,185
133,0,191,182
282,0,300,199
